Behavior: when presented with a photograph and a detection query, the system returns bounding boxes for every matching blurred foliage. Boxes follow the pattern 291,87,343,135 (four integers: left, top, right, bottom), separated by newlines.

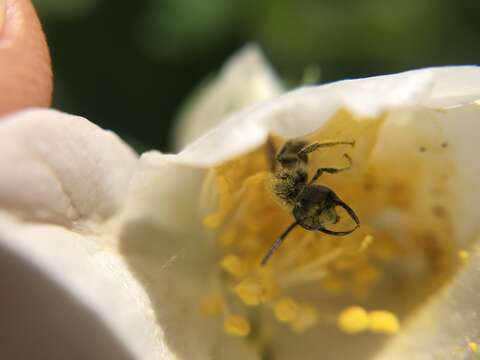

34,0,100,20
34,0,479,152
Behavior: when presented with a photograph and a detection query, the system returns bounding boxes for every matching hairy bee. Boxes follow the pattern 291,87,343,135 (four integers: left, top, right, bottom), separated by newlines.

261,139,360,265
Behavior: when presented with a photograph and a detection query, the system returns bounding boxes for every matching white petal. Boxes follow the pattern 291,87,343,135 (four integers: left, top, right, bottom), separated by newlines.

173,44,284,150
374,245,480,360
0,108,137,230
0,109,258,360
173,66,479,167
0,212,171,360
120,66,480,360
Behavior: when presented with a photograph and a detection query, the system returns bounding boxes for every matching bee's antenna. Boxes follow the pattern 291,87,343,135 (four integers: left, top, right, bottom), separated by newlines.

261,221,300,266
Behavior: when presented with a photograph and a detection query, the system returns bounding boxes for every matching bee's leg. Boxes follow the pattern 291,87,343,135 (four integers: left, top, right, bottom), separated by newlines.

298,140,354,157
265,136,277,172
309,154,352,184
261,220,300,266
318,224,359,236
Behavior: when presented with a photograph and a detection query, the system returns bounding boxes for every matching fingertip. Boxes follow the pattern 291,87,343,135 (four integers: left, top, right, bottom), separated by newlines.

0,0,53,117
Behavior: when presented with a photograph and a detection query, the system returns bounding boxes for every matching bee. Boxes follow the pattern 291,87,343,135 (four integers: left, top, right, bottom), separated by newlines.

261,139,360,265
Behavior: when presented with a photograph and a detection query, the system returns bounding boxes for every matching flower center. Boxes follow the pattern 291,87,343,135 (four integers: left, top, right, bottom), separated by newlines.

200,111,457,352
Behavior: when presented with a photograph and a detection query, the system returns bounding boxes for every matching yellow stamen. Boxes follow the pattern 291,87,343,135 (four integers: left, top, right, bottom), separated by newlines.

274,297,300,323
337,306,369,334
360,234,374,251
469,341,479,353
224,315,251,337
201,127,456,343
200,294,225,316
291,304,319,333
234,277,265,306
220,254,247,277
368,310,399,335
203,213,225,229
458,250,470,261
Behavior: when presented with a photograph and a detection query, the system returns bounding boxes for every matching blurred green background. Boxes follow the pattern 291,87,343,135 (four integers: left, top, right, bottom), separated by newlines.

34,0,479,152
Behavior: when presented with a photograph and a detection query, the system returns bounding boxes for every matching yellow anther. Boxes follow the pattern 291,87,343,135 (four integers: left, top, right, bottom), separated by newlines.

337,306,369,334
469,341,478,353
199,294,224,316
220,254,246,277
224,315,251,337
291,304,319,333
458,250,470,261
368,310,399,335
274,297,300,323
203,213,224,229
234,277,265,306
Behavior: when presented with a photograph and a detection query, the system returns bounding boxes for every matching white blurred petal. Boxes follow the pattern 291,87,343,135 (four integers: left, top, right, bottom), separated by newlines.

173,44,284,150
0,108,137,230
0,212,171,360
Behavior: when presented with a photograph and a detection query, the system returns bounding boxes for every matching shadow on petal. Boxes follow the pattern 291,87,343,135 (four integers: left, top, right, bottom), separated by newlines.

119,219,259,360
0,241,133,360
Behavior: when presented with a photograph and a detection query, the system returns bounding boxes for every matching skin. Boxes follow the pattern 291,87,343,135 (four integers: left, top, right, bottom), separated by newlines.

0,0,52,116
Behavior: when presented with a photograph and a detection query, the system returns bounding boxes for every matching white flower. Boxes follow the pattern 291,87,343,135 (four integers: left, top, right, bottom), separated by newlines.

1,47,480,360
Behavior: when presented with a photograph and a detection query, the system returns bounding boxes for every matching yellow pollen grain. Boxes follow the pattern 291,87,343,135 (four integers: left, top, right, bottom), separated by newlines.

337,306,369,334
458,250,470,261
274,297,300,323
220,254,246,277
291,304,319,333
203,213,224,229
469,341,479,353
360,235,374,251
199,294,224,316
224,315,251,337
368,310,399,335
234,277,265,306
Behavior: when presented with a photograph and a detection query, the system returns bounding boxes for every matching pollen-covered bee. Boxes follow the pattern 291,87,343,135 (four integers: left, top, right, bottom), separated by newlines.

261,139,360,265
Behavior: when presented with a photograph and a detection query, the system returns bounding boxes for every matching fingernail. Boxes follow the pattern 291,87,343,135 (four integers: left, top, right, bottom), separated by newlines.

0,0,5,34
